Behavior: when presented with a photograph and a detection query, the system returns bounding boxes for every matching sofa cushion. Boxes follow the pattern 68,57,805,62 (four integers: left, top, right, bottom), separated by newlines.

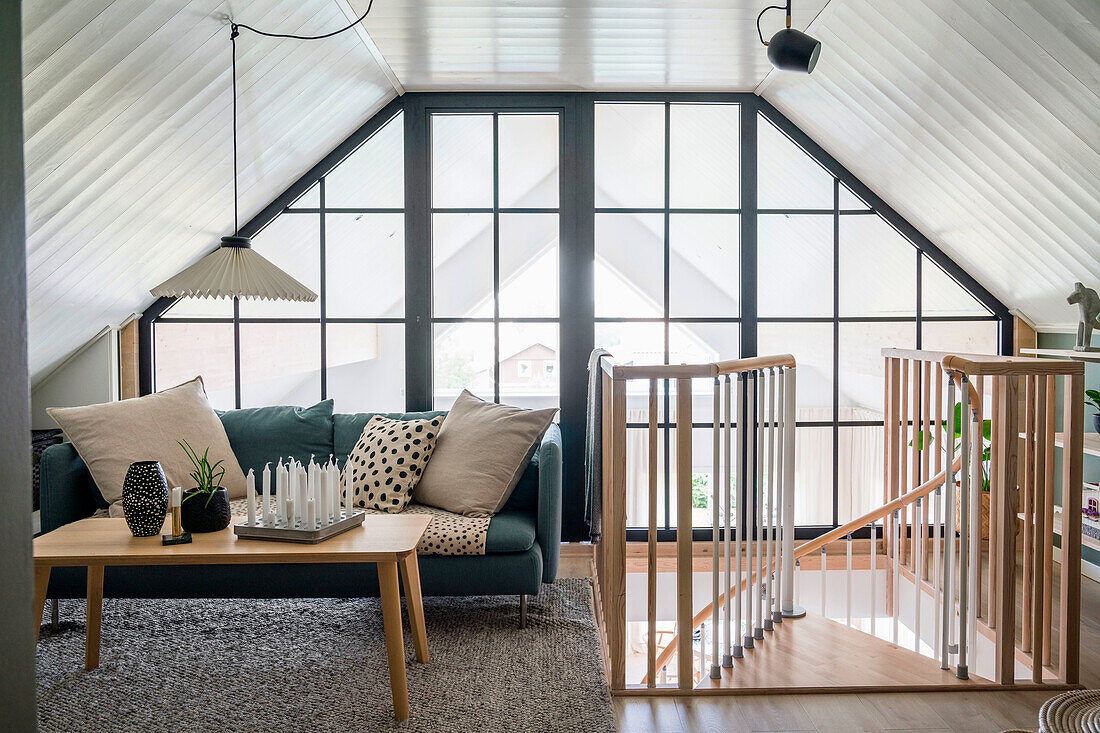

334,411,446,467
413,390,557,517
343,414,443,513
220,400,335,484
485,508,537,553
47,377,246,513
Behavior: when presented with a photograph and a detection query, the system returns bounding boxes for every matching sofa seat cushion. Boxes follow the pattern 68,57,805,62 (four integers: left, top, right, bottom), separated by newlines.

485,508,537,553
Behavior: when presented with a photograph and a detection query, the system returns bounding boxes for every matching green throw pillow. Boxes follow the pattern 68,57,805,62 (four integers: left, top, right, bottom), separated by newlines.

219,400,335,488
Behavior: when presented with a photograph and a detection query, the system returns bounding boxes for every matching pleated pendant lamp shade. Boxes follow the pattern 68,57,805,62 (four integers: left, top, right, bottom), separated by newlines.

150,236,317,302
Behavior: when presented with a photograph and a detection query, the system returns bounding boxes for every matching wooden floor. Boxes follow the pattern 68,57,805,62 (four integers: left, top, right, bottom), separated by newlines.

557,552,1100,732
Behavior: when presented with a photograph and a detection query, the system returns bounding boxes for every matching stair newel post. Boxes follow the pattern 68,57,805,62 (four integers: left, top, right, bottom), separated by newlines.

780,366,800,618
676,377,694,689
1059,369,1084,685
967,387,982,673
993,373,1018,684
710,376,721,680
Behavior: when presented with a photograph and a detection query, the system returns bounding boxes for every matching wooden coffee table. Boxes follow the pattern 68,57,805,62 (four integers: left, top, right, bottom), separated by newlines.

33,514,431,721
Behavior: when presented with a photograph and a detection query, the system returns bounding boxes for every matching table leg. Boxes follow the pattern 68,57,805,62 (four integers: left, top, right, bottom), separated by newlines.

34,565,50,643
86,565,104,671
379,561,409,721
400,552,429,663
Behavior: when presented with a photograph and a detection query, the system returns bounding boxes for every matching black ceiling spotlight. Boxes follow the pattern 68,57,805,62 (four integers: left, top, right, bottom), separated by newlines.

757,0,822,73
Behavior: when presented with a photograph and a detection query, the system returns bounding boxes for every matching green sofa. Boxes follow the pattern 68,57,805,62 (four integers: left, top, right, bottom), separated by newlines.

37,400,562,622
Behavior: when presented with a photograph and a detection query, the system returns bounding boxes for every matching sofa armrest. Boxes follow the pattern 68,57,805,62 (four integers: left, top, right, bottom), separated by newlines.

536,423,563,583
39,443,100,534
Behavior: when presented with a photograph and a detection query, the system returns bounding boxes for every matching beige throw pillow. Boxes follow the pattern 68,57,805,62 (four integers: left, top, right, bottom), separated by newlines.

342,414,443,513
47,377,246,515
413,390,557,517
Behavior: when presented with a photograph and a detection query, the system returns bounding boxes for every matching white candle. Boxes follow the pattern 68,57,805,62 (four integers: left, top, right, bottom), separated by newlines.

276,462,286,524
306,497,316,529
317,466,328,525
171,485,182,508
329,463,339,519
261,462,271,524
246,469,257,525
296,465,306,522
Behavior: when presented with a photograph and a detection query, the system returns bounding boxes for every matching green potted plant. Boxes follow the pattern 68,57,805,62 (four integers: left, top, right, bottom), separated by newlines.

913,401,993,539
178,440,232,533
1087,389,1100,435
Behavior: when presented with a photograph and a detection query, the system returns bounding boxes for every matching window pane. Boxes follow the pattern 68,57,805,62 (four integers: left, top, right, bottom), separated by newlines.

758,116,833,210
238,215,320,318
499,114,558,208
670,322,738,366
595,321,665,382
838,184,869,211
325,214,404,318
669,103,739,209
838,321,916,419
595,103,665,208
624,426,668,529
499,323,559,411
837,425,884,524
326,324,404,413
839,215,916,317
153,322,235,410
433,213,493,318
922,258,990,317
433,322,494,409
499,213,558,317
239,323,320,408
794,426,834,525
669,214,739,317
758,214,832,317
922,320,999,355
595,213,663,317
432,114,493,208
758,323,833,416
325,112,403,208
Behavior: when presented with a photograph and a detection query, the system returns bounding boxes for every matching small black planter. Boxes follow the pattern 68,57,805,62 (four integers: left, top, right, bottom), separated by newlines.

1094,413,1100,435
122,461,169,537
180,487,231,533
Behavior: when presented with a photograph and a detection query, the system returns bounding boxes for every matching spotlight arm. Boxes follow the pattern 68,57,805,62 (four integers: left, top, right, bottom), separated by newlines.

757,0,792,46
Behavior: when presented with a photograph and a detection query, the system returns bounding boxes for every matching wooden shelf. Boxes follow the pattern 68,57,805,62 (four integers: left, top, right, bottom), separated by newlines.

1017,432,1100,457
1020,347,1100,362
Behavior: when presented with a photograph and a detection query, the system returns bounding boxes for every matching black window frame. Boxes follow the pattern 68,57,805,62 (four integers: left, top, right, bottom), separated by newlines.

141,92,1010,543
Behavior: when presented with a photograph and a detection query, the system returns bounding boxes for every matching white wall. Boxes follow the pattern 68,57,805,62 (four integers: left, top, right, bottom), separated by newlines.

31,330,115,430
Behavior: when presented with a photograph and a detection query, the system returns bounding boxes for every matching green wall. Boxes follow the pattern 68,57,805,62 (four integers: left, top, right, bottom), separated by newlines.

1036,331,1100,567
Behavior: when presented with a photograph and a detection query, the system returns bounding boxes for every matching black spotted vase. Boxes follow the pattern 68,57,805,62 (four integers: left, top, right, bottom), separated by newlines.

122,461,169,537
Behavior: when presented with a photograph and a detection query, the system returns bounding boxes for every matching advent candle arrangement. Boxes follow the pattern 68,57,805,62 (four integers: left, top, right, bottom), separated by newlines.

233,456,363,543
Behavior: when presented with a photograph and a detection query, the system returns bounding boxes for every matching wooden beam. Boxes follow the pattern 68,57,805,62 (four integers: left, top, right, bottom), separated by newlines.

118,319,140,400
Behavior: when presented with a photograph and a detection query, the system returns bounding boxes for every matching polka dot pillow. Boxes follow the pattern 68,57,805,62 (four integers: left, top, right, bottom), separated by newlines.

342,415,443,513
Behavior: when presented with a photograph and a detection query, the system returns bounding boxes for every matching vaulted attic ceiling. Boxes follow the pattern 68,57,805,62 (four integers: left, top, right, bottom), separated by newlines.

22,0,1099,383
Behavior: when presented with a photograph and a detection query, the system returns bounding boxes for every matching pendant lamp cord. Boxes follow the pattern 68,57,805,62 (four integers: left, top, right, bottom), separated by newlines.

757,0,792,46
227,0,376,236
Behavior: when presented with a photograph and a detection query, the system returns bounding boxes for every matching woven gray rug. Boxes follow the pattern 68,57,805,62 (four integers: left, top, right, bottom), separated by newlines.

35,579,615,733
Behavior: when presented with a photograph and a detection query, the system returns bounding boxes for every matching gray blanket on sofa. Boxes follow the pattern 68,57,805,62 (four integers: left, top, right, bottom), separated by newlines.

584,348,610,542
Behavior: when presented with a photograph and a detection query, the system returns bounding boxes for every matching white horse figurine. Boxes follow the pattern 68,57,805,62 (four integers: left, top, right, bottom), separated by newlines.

1067,282,1100,351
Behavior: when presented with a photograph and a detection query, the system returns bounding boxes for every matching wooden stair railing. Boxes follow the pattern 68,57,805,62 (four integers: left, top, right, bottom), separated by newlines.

593,348,1084,693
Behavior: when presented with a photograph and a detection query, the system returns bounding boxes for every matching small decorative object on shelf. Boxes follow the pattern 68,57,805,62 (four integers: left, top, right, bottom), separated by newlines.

234,456,364,544
121,461,169,537
1067,281,1100,352
162,486,192,545
178,440,232,533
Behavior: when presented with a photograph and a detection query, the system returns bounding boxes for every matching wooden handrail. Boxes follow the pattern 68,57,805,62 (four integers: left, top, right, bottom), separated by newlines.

714,354,796,374
643,377,982,682
881,347,1039,364
942,354,1083,377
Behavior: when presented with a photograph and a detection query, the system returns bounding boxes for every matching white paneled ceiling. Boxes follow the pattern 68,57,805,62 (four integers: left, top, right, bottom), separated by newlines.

760,0,1100,329
351,0,827,90
22,0,1100,382
23,0,398,382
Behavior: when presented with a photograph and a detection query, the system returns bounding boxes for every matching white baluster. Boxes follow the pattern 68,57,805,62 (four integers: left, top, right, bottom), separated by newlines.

914,496,923,653
893,508,901,645
764,369,775,632
710,377,721,680
966,396,981,675
933,485,942,661
755,371,765,641
941,375,958,671
870,519,877,636
957,376,972,680
723,375,733,667
744,373,755,650
821,546,828,617
734,373,744,659
773,368,785,626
